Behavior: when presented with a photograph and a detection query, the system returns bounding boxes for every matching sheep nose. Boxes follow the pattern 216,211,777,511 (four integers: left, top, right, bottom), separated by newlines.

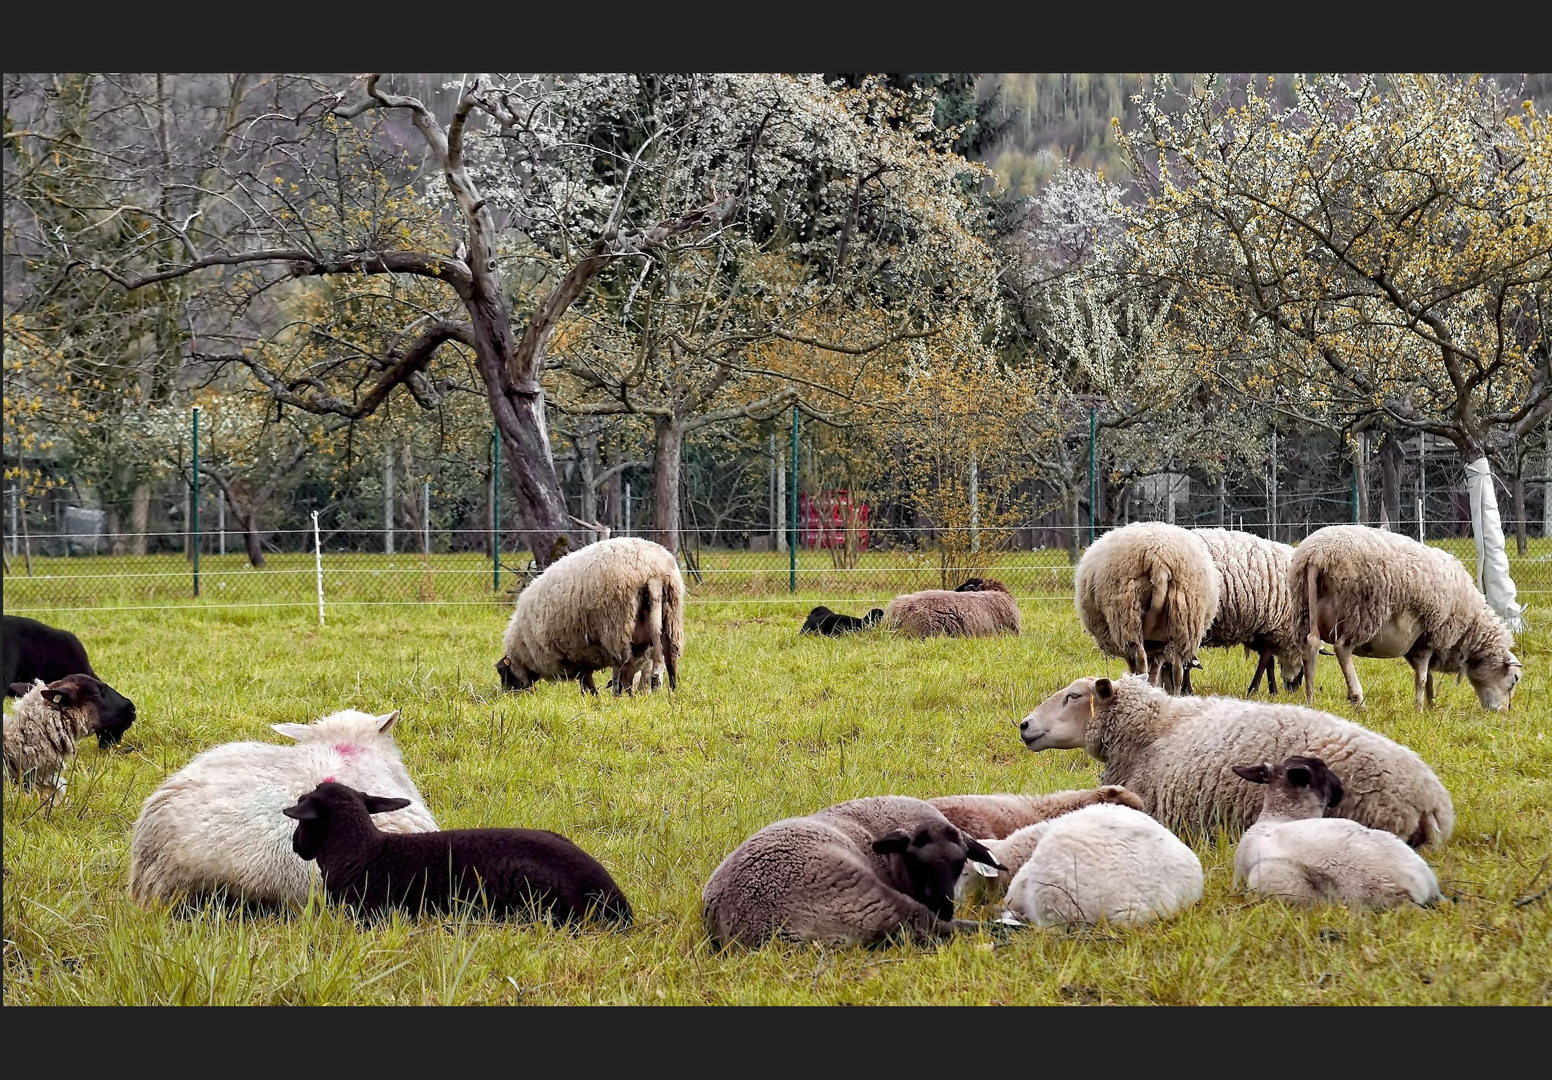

1019,718,1030,732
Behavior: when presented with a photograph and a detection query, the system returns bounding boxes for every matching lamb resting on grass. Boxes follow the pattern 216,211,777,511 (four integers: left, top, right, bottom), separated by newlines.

1018,675,1454,848
701,796,1005,948
882,579,1021,638
1001,803,1205,927
800,606,885,635
498,536,685,695
1231,755,1442,909
3,675,128,801
128,708,438,908
1290,524,1520,711
1074,522,1220,694
282,781,633,926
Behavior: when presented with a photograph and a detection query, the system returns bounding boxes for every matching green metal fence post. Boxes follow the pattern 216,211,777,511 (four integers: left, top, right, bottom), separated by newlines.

789,405,799,594
1088,405,1097,547
191,406,201,597
492,426,501,593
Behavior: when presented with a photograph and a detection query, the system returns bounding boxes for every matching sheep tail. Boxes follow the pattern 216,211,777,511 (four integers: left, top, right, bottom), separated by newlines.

655,574,681,690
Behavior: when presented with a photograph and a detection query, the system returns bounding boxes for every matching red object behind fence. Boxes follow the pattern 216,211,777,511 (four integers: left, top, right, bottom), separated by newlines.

799,490,870,550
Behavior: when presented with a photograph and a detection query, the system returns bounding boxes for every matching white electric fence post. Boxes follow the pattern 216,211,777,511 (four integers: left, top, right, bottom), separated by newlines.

313,510,325,627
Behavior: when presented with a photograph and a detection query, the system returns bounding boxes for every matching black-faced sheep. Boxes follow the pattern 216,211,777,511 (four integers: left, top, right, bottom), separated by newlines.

881,579,1020,638
498,536,685,696
1194,528,1305,696
1290,525,1521,711
3,615,136,746
1019,674,1455,849
1074,522,1220,695
701,796,1005,948
1231,755,1442,909
4,675,128,801
128,708,438,908
282,781,633,927
800,606,884,635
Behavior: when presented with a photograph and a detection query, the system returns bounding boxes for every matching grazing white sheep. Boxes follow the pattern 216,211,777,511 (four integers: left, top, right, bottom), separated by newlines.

3,676,121,802
1074,522,1220,694
1290,525,1521,711
1232,755,1442,909
701,796,1005,948
1001,803,1205,927
128,708,438,908
1019,675,1454,849
1194,528,1304,695
498,536,685,695
881,579,1021,638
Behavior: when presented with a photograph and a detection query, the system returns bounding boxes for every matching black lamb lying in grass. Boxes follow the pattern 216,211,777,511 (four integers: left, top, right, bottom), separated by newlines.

800,606,885,636
3,615,136,747
282,781,633,928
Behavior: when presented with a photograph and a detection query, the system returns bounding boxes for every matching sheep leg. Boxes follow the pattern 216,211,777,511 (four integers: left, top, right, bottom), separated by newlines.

1180,657,1195,695
578,669,600,696
1333,644,1364,710
1302,562,1322,706
1408,649,1433,712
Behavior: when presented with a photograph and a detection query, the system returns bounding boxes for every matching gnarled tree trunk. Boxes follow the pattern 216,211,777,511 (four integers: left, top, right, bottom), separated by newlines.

652,416,685,554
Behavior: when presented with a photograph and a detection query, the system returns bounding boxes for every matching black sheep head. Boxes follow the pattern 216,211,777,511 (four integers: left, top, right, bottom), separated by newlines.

16,674,136,749
282,781,412,860
495,655,536,692
873,821,1006,920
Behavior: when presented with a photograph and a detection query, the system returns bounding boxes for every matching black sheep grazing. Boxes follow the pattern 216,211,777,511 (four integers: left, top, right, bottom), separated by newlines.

800,606,885,636
282,781,633,927
2,616,136,746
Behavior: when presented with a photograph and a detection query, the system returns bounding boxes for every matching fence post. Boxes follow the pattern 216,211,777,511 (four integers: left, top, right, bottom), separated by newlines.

492,427,500,593
422,481,431,558
789,404,799,594
624,482,632,537
970,453,980,553
8,486,15,556
1418,432,1427,539
1270,429,1278,542
1417,497,1424,544
191,406,201,597
313,510,325,627
384,447,394,555
218,490,226,557
1087,406,1097,547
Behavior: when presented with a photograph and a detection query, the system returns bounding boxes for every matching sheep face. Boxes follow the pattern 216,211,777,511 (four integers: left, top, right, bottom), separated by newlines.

1232,755,1344,821
282,781,412,861
1019,676,1106,754
12,674,135,746
1466,651,1521,711
873,821,1005,920
495,655,537,692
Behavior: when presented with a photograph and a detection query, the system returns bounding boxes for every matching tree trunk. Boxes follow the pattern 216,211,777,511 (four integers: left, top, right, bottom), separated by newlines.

1379,432,1402,530
243,521,266,568
652,415,685,554
1354,436,1370,524
107,506,124,556
1512,470,1527,555
577,425,599,529
130,483,150,556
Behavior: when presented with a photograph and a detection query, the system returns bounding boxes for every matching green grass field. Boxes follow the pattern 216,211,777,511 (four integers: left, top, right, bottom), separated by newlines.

3,597,1548,1005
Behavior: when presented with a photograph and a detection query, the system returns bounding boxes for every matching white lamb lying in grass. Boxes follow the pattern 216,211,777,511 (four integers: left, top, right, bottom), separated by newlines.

1232,755,1443,909
1000,803,1204,928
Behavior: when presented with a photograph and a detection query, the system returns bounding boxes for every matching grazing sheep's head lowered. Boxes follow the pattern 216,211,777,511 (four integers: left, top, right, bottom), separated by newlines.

495,655,537,692
282,781,412,860
1466,650,1521,712
1232,755,1345,820
872,820,1005,920
1018,676,1111,755
8,673,136,746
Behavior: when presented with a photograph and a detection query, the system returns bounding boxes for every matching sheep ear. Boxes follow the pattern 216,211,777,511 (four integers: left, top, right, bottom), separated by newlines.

1093,678,1113,702
362,795,412,815
964,836,1007,873
281,801,318,821
47,683,81,707
271,723,310,741
872,829,911,855
1231,764,1271,784
9,683,32,697
376,709,401,733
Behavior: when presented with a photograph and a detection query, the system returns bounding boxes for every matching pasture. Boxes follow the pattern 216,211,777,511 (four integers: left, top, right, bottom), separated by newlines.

3,597,1548,1005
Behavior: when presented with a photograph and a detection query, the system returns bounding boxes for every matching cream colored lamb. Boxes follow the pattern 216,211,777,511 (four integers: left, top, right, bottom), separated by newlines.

1232,755,1442,909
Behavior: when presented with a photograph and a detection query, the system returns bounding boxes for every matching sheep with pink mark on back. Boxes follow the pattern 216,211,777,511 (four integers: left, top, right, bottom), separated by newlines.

128,708,437,909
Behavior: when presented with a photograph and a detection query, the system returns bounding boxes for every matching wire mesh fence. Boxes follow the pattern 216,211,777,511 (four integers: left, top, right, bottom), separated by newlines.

3,521,1547,616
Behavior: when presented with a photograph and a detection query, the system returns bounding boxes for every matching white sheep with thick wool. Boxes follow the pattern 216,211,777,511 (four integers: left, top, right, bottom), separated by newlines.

1290,524,1520,711
498,536,684,695
1194,528,1304,694
1001,803,1204,927
1019,674,1454,849
128,708,438,908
